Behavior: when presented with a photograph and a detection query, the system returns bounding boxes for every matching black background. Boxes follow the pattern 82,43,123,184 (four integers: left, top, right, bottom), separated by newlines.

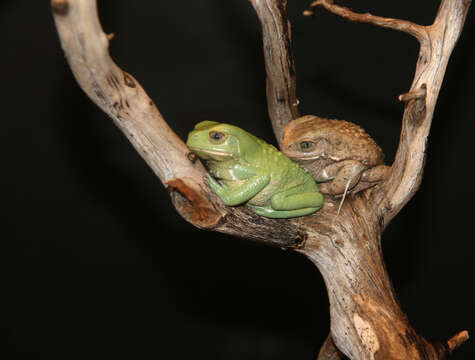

2,1,475,359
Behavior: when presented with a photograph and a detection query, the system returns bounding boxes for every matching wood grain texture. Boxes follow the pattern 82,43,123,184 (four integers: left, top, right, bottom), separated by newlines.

302,0,471,359
249,0,300,146
50,0,304,248
51,0,471,359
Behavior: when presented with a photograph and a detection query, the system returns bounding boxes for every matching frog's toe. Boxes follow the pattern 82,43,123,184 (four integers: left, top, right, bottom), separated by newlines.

249,205,320,219
207,174,224,194
248,204,275,216
206,173,218,187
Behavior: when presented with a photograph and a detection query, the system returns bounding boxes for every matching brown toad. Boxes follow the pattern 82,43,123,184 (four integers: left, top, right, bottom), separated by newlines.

282,115,389,197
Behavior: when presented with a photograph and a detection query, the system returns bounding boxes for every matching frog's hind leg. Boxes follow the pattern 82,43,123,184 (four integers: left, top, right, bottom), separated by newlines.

270,190,324,211
249,187,323,218
248,204,320,219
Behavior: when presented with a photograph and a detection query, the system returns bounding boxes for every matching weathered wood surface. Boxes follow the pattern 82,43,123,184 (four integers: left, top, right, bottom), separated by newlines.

52,0,471,358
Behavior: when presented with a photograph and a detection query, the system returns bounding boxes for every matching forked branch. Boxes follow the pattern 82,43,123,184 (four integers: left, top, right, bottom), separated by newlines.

50,0,305,248
307,0,471,225
381,0,471,225
301,1,470,359
52,0,471,359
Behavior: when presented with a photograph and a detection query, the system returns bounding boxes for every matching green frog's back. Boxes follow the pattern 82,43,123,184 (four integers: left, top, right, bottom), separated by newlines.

248,137,319,205
187,121,323,218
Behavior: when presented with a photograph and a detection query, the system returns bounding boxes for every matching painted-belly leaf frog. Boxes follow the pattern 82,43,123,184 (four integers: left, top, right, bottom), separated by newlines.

186,121,324,219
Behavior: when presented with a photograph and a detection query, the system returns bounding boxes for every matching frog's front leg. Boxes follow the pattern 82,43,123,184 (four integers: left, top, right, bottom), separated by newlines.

270,188,324,211
207,174,270,206
316,160,366,196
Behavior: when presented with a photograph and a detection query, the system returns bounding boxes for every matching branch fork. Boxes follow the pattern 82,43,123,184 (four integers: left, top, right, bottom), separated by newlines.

51,0,471,359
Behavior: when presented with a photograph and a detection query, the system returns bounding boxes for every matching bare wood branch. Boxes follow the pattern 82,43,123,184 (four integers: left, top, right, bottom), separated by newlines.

447,330,470,354
52,0,472,359
378,0,472,225
306,0,471,225
52,0,197,185
299,195,470,360
249,0,300,146
306,0,429,44
50,0,305,248
300,1,471,359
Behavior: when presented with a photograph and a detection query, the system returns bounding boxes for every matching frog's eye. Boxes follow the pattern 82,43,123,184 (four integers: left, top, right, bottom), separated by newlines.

209,131,226,144
299,141,314,152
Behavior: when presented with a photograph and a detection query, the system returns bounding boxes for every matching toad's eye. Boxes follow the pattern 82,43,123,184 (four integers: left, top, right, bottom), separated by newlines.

209,131,226,144
299,141,314,152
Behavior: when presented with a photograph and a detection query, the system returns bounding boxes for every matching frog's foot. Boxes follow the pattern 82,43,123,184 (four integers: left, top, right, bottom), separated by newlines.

207,173,270,207
207,174,233,202
248,204,320,219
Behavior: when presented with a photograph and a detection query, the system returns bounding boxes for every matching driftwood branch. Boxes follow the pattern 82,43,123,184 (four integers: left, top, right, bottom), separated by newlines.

447,330,470,354
52,0,471,359
307,0,472,226
305,0,429,43
50,0,306,249
380,0,472,225
249,0,300,146
299,0,471,359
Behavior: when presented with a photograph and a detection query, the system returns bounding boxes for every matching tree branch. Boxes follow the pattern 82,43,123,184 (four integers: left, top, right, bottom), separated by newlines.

301,1,471,359
50,0,304,249
249,0,300,146
446,330,470,354
306,0,429,44
52,1,471,359
305,0,472,225
380,0,471,225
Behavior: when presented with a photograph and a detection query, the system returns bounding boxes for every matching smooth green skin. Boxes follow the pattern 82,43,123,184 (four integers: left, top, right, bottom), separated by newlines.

186,121,323,218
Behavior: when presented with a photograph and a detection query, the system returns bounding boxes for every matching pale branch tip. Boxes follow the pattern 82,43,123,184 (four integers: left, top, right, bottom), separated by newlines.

376,0,471,224
398,84,427,102
447,330,470,353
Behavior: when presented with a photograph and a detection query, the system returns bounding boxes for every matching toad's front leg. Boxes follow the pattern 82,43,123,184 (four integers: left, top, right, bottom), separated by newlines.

349,164,391,194
315,160,367,196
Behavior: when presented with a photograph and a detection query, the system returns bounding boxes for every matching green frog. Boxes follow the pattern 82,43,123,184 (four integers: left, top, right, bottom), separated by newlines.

186,121,323,218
